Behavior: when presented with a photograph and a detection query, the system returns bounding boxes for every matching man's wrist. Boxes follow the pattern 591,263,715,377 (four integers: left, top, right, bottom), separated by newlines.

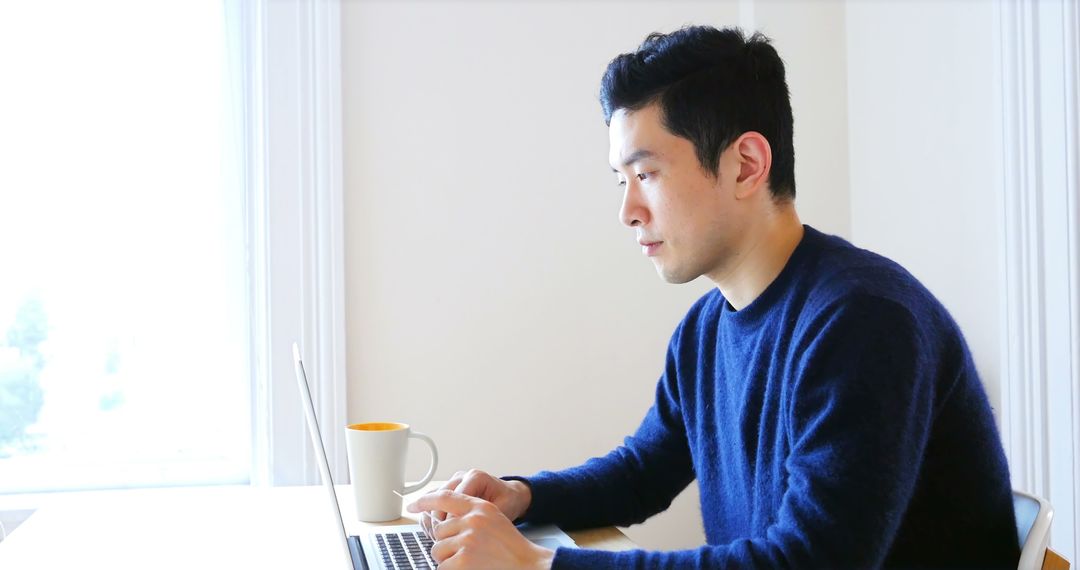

532,545,555,570
506,479,533,521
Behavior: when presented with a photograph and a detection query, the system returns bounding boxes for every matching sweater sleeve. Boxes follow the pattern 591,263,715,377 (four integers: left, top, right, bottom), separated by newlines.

542,296,939,569
504,323,695,531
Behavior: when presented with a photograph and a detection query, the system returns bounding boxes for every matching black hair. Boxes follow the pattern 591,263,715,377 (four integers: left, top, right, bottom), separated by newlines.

600,26,795,200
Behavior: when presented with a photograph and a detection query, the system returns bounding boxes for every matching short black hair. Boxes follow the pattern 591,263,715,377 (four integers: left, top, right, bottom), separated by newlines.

600,26,795,200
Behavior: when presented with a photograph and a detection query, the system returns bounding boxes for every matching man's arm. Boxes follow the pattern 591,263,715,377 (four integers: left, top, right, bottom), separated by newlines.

537,296,948,569
414,318,697,537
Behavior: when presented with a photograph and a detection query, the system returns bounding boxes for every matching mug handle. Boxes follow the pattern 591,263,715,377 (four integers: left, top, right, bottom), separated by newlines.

403,431,439,494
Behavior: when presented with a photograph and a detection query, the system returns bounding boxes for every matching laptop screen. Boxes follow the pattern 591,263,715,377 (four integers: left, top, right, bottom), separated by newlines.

293,343,355,570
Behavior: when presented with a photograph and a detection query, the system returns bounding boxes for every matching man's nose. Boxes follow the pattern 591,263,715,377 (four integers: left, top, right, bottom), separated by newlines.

619,184,649,228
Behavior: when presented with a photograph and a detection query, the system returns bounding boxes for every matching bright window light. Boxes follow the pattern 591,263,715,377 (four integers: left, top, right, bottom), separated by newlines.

0,0,250,492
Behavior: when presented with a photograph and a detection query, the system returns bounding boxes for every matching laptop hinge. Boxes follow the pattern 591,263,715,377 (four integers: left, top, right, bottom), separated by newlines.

348,535,368,570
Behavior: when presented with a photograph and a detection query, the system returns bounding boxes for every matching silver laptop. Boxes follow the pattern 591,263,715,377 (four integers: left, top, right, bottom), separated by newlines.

292,343,577,570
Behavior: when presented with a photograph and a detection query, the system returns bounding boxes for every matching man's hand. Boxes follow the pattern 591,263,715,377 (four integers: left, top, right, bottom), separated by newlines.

418,469,532,537
406,491,554,570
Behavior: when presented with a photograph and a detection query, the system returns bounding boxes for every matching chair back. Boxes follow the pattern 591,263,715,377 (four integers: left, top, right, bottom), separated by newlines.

1014,490,1054,570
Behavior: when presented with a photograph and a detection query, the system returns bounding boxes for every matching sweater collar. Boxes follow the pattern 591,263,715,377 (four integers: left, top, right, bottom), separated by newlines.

720,224,821,327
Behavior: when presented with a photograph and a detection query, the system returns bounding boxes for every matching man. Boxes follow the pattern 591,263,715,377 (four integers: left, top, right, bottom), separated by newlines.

408,26,1020,569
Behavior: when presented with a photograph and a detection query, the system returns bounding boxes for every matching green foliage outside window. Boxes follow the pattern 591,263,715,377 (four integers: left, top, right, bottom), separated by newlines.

0,298,47,455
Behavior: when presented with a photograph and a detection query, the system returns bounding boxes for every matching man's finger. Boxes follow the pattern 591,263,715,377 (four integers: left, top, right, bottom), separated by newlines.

429,534,459,565
455,472,486,499
441,476,464,492
432,545,470,570
420,511,434,540
430,514,463,541
406,490,482,517
430,476,463,523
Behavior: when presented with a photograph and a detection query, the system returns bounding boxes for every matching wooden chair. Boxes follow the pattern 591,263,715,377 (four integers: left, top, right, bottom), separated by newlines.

1043,548,1070,570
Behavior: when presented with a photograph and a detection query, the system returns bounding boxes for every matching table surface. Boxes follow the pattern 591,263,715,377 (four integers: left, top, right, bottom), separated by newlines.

0,482,636,569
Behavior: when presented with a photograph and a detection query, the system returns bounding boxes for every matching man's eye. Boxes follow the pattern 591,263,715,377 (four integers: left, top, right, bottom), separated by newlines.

617,179,627,187
636,172,650,181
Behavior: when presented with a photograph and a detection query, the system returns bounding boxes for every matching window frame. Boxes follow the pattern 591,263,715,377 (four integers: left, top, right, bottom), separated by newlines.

998,0,1080,559
231,0,347,487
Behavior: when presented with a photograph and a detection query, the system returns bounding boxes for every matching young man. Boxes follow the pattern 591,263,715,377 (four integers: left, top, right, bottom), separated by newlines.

408,26,1020,569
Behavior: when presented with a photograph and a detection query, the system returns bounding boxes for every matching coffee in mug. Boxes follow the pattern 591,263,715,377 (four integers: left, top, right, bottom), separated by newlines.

345,422,438,522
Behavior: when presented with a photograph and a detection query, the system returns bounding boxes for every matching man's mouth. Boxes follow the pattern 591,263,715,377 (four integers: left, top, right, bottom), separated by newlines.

638,240,663,257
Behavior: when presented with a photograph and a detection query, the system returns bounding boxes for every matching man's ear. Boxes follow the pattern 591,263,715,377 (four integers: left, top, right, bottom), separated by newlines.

733,132,772,200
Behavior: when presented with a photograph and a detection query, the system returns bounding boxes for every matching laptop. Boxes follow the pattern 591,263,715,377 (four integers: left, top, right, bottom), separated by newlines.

292,343,578,569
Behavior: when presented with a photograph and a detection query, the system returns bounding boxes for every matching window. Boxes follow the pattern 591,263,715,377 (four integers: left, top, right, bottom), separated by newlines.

0,0,251,492
0,0,347,497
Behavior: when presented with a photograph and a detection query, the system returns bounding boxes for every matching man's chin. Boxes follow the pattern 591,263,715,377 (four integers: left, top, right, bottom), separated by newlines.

655,263,698,285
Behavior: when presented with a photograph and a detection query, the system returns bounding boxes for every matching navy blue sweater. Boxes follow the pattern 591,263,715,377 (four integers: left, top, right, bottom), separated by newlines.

511,226,1019,569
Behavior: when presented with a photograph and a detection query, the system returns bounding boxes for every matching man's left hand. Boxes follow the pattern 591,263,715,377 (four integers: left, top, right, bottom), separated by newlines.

407,490,555,570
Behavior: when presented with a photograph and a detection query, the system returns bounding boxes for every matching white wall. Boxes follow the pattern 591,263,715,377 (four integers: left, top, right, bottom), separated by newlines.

845,0,1005,415
341,0,850,551
756,0,850,239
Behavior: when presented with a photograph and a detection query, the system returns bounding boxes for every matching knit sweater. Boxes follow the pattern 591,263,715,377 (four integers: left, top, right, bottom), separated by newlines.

509,226,1019,569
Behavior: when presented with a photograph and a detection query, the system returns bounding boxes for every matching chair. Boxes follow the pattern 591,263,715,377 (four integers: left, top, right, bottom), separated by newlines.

1013,490,1056,570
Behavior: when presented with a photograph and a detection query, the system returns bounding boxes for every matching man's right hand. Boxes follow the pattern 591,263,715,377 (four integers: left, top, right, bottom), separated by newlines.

417,469,532,539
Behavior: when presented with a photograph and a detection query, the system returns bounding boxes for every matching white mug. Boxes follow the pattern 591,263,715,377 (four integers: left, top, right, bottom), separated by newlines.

344,422,438,522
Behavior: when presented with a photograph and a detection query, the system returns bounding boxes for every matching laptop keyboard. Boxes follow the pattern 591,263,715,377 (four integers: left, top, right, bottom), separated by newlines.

374,531,438,569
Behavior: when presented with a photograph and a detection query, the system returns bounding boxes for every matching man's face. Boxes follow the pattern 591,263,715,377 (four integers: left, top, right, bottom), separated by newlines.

608,104,742,284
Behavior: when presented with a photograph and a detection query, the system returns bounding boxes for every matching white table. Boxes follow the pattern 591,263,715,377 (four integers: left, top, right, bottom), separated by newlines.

0,483,636,568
